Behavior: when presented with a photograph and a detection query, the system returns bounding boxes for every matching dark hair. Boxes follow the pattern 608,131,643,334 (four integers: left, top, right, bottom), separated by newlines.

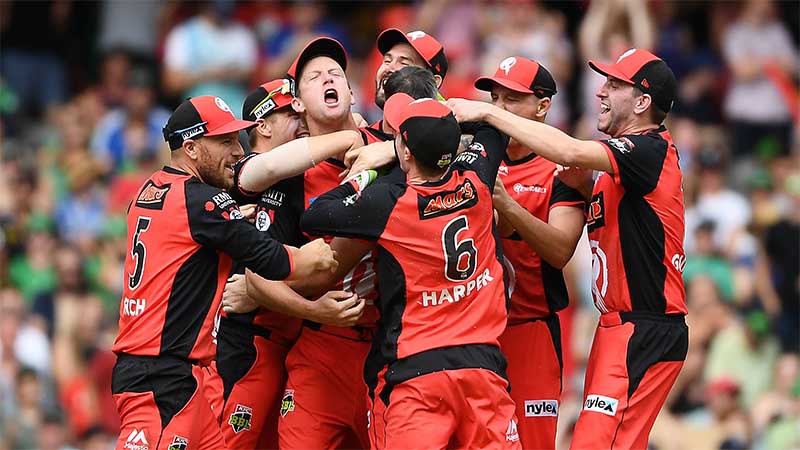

632,87,667,124
385,66,439,100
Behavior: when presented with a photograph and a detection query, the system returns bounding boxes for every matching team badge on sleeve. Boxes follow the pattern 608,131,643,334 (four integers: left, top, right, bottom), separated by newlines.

228,404,253,433
167,435,188,450
280,389,296,417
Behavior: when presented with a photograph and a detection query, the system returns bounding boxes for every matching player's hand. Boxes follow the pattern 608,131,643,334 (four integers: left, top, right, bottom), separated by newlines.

554,164,593,199
239,204,257,224
446,98,489,123
341,141,395,179
222,274,258,314
292,239,339,280
308,290,365,327
351,112,369,128
492,176,512,208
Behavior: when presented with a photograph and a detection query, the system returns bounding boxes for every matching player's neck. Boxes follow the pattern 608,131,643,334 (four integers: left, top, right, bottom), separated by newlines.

307,114,358,137
506,140,533,161
170,158,203,182
408,166,445,185
615,119,660,137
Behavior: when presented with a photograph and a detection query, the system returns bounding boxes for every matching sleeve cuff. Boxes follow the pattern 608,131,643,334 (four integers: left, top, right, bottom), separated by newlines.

282,244,295,279
596,140,621,185
549,200,586,211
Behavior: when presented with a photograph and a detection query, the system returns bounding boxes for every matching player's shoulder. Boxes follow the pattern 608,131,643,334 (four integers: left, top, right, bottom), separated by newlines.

607,127,670,155
233,152,259,172
360,125,393,144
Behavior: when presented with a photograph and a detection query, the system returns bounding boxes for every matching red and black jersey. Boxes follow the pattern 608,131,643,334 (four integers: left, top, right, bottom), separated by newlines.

112,166,293,364
588,126,687,315
498,150,584,323
301,124,511,389
267,127,392,337
225,152,303,342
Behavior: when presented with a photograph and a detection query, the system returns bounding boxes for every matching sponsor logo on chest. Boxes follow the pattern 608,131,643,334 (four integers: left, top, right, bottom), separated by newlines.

418,179,478,219
586,191,606,232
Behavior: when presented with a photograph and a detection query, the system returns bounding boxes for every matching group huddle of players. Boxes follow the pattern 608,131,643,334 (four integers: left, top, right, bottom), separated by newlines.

111,27,689,450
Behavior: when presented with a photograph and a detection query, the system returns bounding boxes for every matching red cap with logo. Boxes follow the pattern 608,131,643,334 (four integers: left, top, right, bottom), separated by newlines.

377,28,448,79
242,79,294,123
589,48,677,113
162,96,254,150
474,56,557,98
384,93,460,170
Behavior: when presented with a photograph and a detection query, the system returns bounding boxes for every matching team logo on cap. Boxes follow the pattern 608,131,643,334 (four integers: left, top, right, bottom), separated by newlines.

407,30,427,41
616,48,636,64
499,57,517,76
215,97,232,113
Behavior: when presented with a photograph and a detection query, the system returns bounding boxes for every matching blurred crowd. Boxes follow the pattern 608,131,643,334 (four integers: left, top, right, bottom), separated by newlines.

0,1,797,449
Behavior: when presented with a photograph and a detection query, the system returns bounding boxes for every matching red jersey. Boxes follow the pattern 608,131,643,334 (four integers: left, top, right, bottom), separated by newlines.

112,167,293,364
268,127,391,337
498,150,584,323
301,124,511,386
588,126,687,315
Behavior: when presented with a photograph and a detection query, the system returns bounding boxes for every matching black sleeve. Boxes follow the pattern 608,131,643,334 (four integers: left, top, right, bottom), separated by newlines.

450,122,509,188
266,176,307,247
229,153,262,205
185,179,292,280
300,181,401,241
549,178,586,209
598,134,668,195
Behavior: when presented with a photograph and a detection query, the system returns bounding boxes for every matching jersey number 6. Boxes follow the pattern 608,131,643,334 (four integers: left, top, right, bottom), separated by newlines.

442,215,477,281
128,216,151,290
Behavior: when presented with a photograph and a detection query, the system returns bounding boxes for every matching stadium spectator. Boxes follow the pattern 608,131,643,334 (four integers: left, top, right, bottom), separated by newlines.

162,0,258,116
722,0,798,158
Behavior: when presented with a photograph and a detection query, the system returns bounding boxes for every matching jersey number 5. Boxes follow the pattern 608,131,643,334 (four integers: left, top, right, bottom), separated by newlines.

442,216,477,281
129,216,151,290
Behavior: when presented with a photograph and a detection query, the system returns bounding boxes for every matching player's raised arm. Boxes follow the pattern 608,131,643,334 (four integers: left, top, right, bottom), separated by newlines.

447,98,613,173
238,130,364,193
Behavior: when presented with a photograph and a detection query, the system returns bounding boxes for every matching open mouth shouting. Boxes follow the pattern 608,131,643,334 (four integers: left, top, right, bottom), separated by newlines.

324,88,340,107
600,102,611,115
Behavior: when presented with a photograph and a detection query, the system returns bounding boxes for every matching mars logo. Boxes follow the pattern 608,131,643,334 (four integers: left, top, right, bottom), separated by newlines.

167,436,188,450
586,192,606,232
590,239,609,313
499,57,517,76
136,181,171,209
228,404,253,434
418,179,478,219
407,30,426,41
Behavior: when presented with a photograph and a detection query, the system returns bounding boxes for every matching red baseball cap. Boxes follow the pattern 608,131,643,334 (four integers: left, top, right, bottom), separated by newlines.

286,37,348,93
475,56,557,98
242,79,294,123
384,93,460,170
162,96,254,150
589,48,677,113
706,377,740,397
377,28,448,79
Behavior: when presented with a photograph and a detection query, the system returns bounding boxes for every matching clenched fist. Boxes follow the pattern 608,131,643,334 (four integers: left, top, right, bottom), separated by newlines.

286,238,339,281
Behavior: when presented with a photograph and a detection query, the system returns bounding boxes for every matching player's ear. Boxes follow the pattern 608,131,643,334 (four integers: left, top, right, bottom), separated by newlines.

433,74,443,89
292,97,306,114
182,139,199,161
257,119,272,139
535,97,551,120
634,93,652,117
350,87,356,106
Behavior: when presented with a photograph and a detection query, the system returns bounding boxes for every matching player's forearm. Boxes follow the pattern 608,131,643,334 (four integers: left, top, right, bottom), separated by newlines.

483,106,599,169
245,271,318,318
494,198,577,269
240,131,360,192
